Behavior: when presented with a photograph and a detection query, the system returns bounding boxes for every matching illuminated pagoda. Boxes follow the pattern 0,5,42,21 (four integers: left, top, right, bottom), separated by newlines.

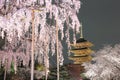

69,25,93,64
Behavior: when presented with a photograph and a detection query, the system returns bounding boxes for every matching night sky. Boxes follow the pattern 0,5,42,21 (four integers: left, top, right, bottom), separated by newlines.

79,0,120,50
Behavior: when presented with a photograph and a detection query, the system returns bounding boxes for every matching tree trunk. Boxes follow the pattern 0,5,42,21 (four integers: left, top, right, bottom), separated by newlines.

31,9,35,80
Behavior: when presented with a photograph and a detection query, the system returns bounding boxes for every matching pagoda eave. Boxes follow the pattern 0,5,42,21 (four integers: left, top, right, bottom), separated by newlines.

69,56,92,62
70,42,93,48
70,49,93,54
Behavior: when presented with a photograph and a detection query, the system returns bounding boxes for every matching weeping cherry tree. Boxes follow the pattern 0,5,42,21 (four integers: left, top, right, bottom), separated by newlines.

0,0,81,79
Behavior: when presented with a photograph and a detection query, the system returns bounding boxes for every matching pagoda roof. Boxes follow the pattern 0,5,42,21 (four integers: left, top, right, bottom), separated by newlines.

70,48,93,55
76,38,87,43
69,55,92,64
71,47,88,50
70,55,89,58
70,41,93,48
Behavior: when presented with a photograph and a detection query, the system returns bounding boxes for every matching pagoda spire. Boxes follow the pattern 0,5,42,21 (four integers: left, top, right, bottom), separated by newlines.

80,24,83,38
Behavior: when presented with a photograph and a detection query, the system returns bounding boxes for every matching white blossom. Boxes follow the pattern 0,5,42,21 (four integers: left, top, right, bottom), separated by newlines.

83,44,120,80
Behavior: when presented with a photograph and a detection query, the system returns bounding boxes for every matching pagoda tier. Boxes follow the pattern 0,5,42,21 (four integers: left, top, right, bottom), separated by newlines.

70,38,93,48
69,56,92,64
69,48,93,56
70,41,93,48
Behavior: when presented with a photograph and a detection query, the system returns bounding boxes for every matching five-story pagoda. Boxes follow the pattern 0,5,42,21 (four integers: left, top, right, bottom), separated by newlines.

69,25,93,64
68,25,94,79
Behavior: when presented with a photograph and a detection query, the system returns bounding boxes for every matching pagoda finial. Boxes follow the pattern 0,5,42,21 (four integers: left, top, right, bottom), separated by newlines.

80,24,83,38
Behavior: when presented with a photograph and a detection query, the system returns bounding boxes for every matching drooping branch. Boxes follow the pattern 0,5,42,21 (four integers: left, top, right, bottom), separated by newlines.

0,1,81,77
